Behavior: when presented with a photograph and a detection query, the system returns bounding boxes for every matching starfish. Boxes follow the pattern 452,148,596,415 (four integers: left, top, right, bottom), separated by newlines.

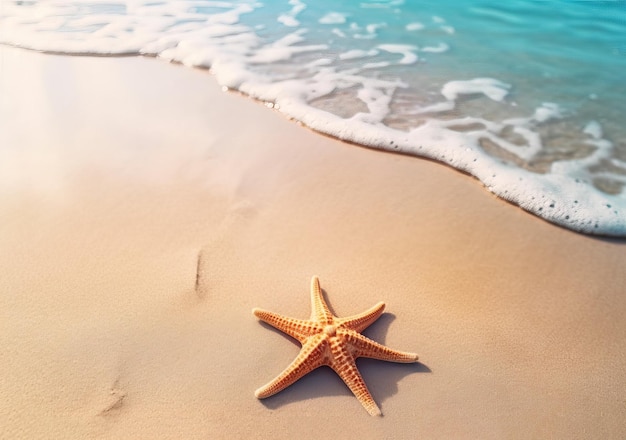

253,276,419,416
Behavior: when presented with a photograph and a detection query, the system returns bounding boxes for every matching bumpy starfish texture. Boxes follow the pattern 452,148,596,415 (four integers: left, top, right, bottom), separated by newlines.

253,276,418,416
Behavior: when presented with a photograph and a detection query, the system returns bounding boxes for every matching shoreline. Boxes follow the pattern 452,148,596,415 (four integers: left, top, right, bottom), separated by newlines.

3,42,625,237
2,46,626,439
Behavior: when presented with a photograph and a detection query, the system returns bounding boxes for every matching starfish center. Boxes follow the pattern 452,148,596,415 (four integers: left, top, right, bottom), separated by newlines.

323,325,337,336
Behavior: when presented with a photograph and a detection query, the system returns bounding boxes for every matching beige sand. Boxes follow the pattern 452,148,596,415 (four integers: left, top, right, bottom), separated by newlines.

1,46,625,439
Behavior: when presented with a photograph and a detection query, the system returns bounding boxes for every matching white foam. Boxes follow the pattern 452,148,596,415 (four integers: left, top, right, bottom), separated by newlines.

339,49,379,60
503,102,564,127
208,4,256,25
420,43,449,53
362,61,392,69
319,12,347,25
354,87,394,123
441,78,511,102
412,101,456,114
249,30,327,63
360,1,404,9
405,22,425,31
278,14,300,27
377,44,418,65
440,25,455,34
280,104,624,235
367,23,386,34
278,0,306,27
532,102,563,123
354,22,386,39
583,121,603,139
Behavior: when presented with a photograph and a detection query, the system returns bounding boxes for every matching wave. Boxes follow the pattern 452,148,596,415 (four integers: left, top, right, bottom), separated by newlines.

2,0,624,235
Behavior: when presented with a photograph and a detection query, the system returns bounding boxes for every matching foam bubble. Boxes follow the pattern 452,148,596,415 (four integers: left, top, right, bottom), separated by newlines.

532,102,563,123
339,49,380,60
207,4,256,25
377,44,418,65
248,30,328,64
405,22,425,31
412,101,456,114
441,78,511,102
441,25,455,34
278,15,300,27
278,0,306,27
360,1,403,9
320,12,348,25
353,22,386,39
583,121,603,139
420,43,449,53
362,61,392,69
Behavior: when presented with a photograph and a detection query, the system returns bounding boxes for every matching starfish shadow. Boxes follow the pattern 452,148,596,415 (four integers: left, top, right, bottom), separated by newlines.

257,304,430,413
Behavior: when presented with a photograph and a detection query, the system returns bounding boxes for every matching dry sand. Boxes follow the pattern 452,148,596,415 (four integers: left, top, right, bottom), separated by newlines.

1,45,625,439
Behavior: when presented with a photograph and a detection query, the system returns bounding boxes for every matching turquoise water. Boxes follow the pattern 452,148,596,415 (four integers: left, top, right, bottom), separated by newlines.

1,0,625,234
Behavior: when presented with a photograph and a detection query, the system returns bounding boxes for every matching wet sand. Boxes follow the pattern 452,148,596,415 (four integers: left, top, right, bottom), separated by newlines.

1,46,625,439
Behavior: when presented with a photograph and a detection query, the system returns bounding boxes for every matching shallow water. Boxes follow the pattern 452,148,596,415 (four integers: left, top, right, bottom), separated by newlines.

2,0,625,234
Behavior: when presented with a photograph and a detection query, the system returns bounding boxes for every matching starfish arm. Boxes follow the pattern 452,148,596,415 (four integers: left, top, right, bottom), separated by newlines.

253,308,317,343
337,301,385,333
344,330,419,363
310,276,334,324
330,343,382,416
255,334,328,399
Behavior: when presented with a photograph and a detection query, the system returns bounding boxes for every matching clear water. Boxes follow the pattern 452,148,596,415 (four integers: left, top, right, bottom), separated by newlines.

2,0,625,235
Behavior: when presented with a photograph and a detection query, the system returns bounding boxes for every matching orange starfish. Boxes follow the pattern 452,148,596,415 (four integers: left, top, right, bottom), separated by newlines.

253,276,419,416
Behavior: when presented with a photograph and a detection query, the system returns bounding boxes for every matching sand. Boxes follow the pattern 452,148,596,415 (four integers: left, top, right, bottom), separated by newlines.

1,45,625,439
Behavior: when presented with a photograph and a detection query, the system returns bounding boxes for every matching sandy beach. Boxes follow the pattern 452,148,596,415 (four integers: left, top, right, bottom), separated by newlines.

1,45,625,439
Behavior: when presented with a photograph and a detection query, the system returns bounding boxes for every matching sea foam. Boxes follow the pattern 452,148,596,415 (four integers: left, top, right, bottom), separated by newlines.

1,0,624,235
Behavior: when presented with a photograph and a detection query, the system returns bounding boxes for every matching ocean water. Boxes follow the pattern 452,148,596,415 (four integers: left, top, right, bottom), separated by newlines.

2,0,625,235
